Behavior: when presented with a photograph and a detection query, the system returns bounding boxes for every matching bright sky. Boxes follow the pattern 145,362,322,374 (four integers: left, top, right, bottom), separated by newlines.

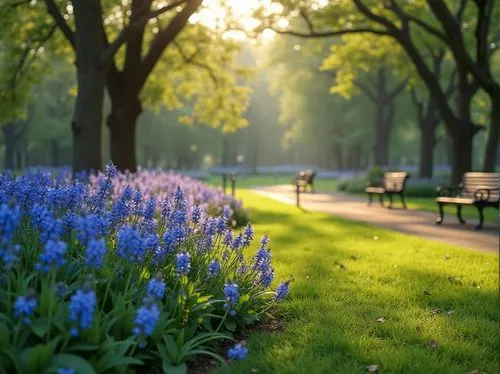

191,0,285,41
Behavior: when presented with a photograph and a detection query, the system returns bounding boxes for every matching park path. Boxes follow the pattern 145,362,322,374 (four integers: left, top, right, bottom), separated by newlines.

252,185,499,253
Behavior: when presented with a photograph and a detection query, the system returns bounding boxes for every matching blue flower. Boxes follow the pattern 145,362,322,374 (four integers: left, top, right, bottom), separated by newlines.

69,288,96,336
105,162,118,178
76,214,110,245
243,224,254,247
35,240,67,273
231,234,243,251
259,268,274,288
216,215,227,234
260,235,270,249
223,230,233,246
57,368,75,374
208,260,221,277
147,277,166,299
223,282,239,316
174,187,187,211
0,203,21,245
191,205,201,224
253,247,272,273
274,281,290,302
143,197,156,221
132,298,160,337
85,239,106,270
176,252,191,275
117,225,147,263
228,342,248,361
14,293,37,325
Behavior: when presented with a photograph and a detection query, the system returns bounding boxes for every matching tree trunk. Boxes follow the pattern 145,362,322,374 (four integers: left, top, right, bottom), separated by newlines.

419,123,437,179
51,140,60,166
451,130,473,184
107,97,141,172
72,0,106,173
373,113,390,167
483,96,500,171
2,124,15,170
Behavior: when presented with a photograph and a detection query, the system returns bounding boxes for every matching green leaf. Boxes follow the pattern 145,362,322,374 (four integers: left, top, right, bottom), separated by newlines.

188,349,226,365
0,322,9,347
0,348,22,373
97,355,143,372
239,294,250,304
49,354,95,374
224,319,236,331
162,362,187,374
30,317,49,338
164,335,179,362
21,345,53,374
66,344,100,353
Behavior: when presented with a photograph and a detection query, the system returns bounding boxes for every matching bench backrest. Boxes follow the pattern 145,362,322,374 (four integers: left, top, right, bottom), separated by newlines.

461,172,500,202
383,172,409,192
297,170,316,184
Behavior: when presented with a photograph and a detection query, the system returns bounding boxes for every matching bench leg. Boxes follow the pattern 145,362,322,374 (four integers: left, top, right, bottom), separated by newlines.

367,192,373,206
475,206,484,230
456,205,466,224
378,194,384,207
436,202,444,224
400,193,407,209
387,194,393,209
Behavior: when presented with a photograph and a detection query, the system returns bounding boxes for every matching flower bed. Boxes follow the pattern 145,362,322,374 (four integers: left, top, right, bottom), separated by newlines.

0,165,290,374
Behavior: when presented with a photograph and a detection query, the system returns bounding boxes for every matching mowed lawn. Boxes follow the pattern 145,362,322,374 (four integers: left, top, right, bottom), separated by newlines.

217,191,499,374
207,175,499,223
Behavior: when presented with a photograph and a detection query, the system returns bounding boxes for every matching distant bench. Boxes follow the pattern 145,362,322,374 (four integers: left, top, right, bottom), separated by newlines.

295,170,316,193
436,172,499,230
365,172,410,209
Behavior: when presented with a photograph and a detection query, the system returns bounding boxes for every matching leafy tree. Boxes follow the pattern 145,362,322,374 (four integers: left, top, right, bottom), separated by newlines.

262,0,499,182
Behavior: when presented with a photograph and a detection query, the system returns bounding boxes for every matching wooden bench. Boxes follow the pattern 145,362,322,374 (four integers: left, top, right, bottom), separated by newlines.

295,170,316,193
436,172,499,230
365,172,410,209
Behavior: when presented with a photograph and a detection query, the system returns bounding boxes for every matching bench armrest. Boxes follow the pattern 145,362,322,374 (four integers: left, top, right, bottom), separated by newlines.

436,184,462,197
474,188,499,202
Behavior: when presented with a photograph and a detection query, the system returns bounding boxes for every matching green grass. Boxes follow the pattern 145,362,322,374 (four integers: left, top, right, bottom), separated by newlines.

208,175,498,223
217,191,499,374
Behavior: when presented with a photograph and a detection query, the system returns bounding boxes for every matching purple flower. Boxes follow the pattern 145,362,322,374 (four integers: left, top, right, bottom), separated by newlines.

231,234,243,251
191,205,201,224
0,203,21,245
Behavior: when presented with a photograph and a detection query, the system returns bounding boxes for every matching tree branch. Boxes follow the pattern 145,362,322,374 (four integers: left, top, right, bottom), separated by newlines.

43,0,75,48
387,76,408,101
354,79,377,103
174,41,218,84
456,0,468,23
139,0,203,92
269,26,390,38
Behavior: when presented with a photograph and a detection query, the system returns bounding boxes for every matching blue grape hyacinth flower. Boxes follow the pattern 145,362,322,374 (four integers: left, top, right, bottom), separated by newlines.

85,238,106,270
14,292,37,325
132,297,160,338
69,288,96,336
176,252,191,276
35,240,67,273
207,260,221,277
147,276,166,299
274,281,290,302
228,342,248,361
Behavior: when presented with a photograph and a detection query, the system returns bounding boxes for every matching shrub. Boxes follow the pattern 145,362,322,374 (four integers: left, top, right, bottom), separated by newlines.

0,165,290,374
